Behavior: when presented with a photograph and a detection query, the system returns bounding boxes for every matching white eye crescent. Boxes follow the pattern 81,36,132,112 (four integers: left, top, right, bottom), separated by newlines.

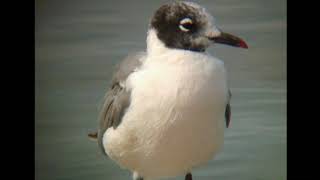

179,18,193,32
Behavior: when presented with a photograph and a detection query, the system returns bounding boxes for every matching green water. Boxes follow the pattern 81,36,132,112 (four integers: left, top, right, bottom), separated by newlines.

35,0,286,179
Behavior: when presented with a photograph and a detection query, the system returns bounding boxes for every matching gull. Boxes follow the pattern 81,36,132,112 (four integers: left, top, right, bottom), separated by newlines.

89,1,248,180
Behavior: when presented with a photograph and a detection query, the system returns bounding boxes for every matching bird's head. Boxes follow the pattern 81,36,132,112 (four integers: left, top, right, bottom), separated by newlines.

149,1,248,52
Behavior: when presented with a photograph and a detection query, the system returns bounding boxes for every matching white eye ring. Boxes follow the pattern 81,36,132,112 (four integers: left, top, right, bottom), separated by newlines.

179,18,193,32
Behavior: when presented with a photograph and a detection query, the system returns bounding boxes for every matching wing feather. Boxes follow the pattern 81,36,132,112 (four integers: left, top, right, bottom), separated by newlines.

97,52,145,154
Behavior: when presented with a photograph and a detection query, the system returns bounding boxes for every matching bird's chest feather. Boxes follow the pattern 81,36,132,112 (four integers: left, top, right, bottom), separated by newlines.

118,53,227,174
108,53,228,176
128,52,227,111
124,52,228,147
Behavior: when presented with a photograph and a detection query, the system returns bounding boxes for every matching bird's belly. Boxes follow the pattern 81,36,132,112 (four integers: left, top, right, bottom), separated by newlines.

105,57,227,178
139,108,225,179
106,104,225,179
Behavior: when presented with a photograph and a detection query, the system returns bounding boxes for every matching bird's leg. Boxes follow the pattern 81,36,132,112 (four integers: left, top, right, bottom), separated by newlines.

133,175,143,180
185,172,192,180
133,172,143,180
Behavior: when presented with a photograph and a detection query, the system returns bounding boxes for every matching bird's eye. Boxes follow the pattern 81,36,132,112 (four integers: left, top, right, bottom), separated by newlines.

179,18,193,32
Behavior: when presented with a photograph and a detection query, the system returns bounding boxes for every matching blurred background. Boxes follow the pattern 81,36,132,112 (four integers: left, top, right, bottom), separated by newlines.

35,0,286,180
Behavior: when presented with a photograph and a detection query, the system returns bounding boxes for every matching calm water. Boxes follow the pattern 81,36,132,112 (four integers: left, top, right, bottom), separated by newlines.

35,0,286,180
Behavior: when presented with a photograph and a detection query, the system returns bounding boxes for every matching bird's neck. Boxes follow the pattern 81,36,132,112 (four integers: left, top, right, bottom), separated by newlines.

146,29,170,57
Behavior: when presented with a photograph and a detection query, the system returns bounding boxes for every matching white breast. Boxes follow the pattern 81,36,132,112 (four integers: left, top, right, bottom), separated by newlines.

103,49,228,179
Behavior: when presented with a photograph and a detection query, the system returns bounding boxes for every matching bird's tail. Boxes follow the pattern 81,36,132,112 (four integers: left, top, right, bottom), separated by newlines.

87,131,98,141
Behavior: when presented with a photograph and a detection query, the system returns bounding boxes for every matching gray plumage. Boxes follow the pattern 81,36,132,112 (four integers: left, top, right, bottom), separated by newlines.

97,52,146,155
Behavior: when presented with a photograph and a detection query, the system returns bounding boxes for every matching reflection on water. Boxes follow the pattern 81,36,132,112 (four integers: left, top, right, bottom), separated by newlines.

35,0,286,180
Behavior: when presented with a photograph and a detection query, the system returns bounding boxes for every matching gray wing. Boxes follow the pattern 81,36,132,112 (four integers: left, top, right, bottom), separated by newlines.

97,52,146,154
225,90,231,128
